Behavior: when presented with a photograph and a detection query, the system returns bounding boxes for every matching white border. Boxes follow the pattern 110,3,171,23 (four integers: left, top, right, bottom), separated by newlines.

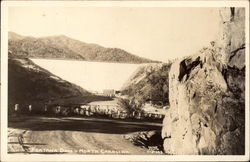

1,1,249,161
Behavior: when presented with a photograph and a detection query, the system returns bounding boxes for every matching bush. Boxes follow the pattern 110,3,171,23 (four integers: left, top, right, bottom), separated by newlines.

117,98,142,114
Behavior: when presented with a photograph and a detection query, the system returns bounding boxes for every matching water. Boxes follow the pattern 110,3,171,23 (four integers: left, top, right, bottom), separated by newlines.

31,59,142,92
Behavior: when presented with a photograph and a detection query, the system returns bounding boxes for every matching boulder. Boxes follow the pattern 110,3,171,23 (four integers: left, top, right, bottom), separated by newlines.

162,8,245,155
124,130,163,151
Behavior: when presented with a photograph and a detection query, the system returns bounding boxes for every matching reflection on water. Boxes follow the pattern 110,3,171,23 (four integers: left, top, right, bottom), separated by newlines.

31,59,142,92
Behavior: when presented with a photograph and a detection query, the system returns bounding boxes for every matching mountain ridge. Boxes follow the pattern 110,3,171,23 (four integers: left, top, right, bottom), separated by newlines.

8,32,159,64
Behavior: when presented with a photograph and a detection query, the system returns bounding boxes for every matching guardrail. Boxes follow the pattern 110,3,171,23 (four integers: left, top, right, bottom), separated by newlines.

10,103,165,120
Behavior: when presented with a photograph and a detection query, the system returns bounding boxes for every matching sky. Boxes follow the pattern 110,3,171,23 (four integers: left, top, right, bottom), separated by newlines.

8,7,221,62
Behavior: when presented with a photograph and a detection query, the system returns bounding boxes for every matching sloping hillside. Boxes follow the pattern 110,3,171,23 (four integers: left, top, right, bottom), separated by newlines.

8,57,110,113
8,32,158,64
121,63,171,108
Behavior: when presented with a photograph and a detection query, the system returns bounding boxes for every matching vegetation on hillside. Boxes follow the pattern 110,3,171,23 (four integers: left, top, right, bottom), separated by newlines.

8,32,159,64
121,62,171,109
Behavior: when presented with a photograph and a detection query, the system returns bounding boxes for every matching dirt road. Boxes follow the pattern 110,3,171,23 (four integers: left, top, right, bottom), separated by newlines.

8,116,162,154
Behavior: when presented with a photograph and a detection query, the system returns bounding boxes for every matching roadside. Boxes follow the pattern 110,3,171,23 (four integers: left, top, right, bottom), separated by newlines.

8,115,163,155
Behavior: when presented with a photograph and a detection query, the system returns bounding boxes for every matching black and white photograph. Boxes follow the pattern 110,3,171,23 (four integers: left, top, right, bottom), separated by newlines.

1,0,249,161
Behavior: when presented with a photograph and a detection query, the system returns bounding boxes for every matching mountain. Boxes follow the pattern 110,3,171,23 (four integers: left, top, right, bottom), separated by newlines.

8,32,159,64
121,62,171,108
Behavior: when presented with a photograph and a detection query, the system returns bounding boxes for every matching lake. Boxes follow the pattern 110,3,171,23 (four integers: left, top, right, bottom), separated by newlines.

31,59,142,92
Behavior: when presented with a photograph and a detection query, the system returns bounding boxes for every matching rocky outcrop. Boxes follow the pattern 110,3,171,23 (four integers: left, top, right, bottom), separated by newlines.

162,8,245,155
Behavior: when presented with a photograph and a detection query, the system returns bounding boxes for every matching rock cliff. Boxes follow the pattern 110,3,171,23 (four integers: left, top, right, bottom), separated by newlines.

162,8,245,155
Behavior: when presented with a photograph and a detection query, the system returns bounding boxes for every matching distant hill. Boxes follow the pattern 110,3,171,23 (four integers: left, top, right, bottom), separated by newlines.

8,32,85,60
8,32,159,64
121,62,171,108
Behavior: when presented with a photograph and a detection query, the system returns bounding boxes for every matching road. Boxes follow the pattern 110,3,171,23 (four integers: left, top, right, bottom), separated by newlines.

8,116,162,155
